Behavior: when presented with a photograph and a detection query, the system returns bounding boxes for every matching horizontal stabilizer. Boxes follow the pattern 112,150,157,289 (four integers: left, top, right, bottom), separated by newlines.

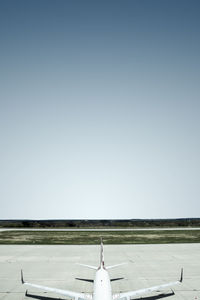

107,263,127,269
76,263,98,270
76,278,94,283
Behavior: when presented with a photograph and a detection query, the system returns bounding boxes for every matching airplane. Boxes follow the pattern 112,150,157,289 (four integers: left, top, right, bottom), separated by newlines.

21,239,183,300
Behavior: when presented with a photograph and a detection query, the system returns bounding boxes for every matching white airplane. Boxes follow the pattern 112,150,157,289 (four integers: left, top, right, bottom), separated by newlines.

21,239,183,300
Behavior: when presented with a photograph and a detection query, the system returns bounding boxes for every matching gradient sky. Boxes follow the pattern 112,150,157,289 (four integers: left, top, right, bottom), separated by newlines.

0,0,200,219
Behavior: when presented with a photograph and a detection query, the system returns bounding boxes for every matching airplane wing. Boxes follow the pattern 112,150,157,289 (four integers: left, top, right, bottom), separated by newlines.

114,269,183,300
21,270,92,300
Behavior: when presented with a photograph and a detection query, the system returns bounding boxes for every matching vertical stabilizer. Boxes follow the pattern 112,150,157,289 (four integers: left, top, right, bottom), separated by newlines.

100,238,105,268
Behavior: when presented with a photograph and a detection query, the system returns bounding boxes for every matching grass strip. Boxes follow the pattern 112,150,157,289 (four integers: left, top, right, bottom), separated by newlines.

1,230,200,244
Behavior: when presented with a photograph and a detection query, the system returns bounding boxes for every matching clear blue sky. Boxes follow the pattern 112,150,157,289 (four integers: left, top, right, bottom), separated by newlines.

0,0,200,219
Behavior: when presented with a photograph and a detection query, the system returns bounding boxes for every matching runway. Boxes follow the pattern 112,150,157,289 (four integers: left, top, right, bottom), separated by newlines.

0,244,199,300
1,227,200,231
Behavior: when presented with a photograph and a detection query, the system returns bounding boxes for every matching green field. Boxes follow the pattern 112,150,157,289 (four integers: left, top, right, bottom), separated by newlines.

1,230,200,244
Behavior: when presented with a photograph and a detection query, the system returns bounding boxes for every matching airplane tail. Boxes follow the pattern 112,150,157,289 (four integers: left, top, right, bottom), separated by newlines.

100,237,105,268
78,239,126,270
76,239,105,270
100,238,126,270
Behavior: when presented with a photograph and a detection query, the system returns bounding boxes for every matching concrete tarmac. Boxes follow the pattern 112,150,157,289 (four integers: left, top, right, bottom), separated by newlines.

0,244,200,300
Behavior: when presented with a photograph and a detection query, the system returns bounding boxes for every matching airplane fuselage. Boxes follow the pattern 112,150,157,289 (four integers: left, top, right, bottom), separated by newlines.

93,266,112,300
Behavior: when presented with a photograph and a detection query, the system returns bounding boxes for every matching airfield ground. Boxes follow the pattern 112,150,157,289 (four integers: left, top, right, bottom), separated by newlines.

0,244,200,300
